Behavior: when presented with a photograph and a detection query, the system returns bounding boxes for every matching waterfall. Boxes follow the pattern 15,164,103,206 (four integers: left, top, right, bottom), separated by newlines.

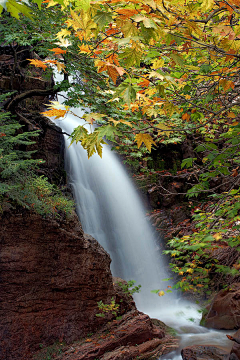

54,99,174,312
52,82,232,360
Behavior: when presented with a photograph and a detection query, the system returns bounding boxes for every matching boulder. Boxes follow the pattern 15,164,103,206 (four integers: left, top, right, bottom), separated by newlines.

53,310,179,360
112,277,137,315
181,345,229,360
229,329,240,360
202,283,240,329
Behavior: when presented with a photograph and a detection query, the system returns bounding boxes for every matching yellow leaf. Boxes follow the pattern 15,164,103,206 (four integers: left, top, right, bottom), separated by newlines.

45,100,69,111
56,61,66,73
108,119,132,127
149,71,164,80
56,29,71,38
135,133,156,152
156,123,173,137
228,112,236,118
213,233,222,241
79,44,91,53
201,0,215,11
158,291,165,297
46,0,58,7
151,58,165,69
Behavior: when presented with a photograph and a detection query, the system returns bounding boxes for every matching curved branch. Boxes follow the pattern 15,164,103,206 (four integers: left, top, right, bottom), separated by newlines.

5,87,60,112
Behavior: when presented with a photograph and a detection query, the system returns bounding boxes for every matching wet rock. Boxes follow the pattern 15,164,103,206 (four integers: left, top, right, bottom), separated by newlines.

0,210,115,360
55,310,179,360
229,329,240,360
181,345,229,360
112,277,137,315
202,283,240,329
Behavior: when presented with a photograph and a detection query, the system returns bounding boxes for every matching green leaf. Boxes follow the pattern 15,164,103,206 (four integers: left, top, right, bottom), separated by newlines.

113,81,137,107
3,0,32,19
95,124,120,142
94,11,113,30
32,0,42,10
181,157,196,169
170,54,184,67
119,43,143,68
133,14,157,29
75,0,90,11
69,125,88,145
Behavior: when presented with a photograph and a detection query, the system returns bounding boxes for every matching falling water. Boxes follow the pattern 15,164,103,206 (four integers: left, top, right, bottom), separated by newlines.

52,82,233,359
54,97,174,312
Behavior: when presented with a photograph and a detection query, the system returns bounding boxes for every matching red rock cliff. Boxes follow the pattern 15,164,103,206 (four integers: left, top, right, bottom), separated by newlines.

0,211,115,360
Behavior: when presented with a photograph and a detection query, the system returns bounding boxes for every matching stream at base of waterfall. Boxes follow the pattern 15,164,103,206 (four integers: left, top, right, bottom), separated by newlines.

53,88,232,359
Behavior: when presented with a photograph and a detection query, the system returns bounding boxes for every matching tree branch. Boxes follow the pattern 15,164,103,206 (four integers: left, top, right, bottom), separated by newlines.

5,87,60,112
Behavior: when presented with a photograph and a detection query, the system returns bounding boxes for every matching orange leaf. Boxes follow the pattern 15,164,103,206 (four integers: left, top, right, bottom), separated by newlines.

106,53,120,66
138,79,150,88
182,113,190,121
107,65,119,84
49,47,67,55
106,28,119,36
115,8,138,17
41,109,67,119
27,59,47,70
79,44,91,53
228,112,236,118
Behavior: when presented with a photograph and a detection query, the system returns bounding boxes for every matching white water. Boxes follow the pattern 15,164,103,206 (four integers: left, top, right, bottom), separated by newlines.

52,85,232,359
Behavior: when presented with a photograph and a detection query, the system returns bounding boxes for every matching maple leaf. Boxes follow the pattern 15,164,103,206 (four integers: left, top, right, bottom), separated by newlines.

41,109,67,119
2,0,32,19
70,125,88,145
96,124,121,142
138,79,150,88
201,0,215,11
115,8,138,18
56,61,66,72
83,113,105,124
27,59,48,70
96,60,125,83
81,132,106,158
156,123,173,137
133,14,157,29
119,42,143,68
56,28,71,38
135,133,156,152
49,47,67,55
120,20,138,37
108,119,133,127
44,100,69,111
79,44,91,53
94,10,113,30
106,53,120,66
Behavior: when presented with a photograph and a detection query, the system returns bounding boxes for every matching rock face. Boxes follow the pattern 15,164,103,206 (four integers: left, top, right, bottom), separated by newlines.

203,283,240,329
0,210,115,360
181,345,229,360
229,329,240,360
54,310,179,360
